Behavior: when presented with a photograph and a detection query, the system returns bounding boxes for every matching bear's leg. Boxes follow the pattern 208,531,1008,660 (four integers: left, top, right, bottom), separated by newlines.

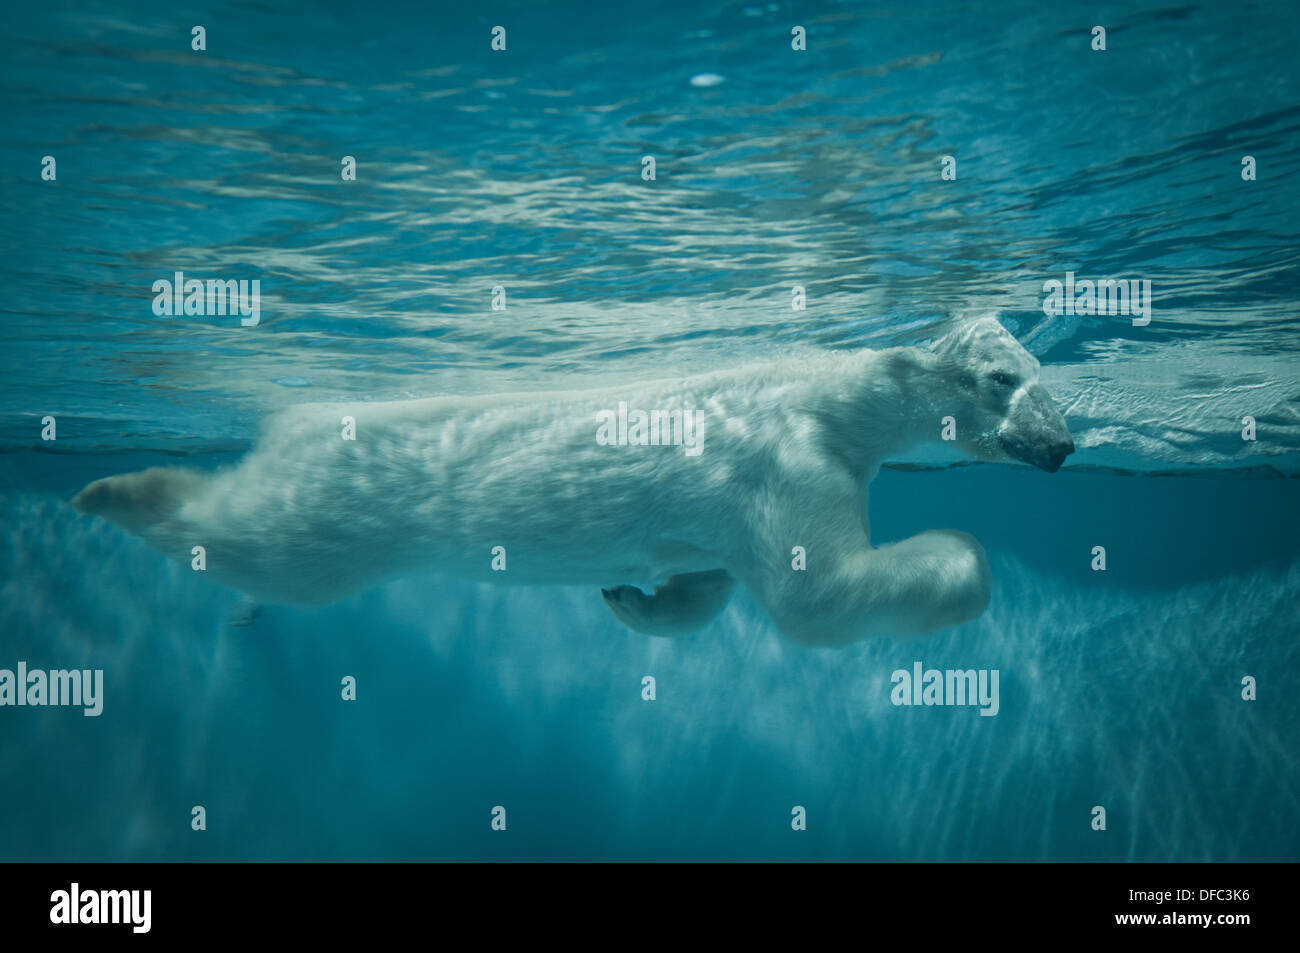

743,528,992,647
732,466,993,647
601,569,735,637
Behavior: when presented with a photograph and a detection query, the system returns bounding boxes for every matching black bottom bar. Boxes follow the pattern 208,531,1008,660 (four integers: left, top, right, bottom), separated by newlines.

0,862,1283,940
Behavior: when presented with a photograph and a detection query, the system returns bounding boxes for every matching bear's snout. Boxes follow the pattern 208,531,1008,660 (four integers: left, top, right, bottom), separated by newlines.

998,428,1074,472
997,382,1074,473
1040,437,1074,473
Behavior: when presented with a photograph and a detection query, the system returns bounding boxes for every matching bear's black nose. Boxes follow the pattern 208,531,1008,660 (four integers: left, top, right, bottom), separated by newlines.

1042,439,1074,472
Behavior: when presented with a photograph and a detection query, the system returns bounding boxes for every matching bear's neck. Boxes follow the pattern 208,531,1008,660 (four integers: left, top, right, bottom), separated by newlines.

813,347,953,477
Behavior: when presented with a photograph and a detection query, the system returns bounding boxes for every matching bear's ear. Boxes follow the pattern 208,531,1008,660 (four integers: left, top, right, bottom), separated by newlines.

932,313,982,356
933,312,1007,358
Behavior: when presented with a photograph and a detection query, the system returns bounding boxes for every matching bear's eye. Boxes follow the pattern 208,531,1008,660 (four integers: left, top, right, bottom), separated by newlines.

989,371,1018,388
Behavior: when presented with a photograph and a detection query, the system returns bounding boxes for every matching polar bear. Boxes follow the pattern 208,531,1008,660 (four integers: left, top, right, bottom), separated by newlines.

72,313,1072,647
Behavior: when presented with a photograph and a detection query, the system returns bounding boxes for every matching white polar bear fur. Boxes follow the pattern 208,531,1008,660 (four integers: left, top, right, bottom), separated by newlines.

72,314,1073,647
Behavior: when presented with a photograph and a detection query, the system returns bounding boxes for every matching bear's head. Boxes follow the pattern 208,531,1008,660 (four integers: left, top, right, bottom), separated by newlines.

934,314,1074,472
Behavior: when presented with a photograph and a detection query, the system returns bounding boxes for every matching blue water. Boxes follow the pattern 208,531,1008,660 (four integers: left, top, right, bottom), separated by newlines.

2,0,1299,860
